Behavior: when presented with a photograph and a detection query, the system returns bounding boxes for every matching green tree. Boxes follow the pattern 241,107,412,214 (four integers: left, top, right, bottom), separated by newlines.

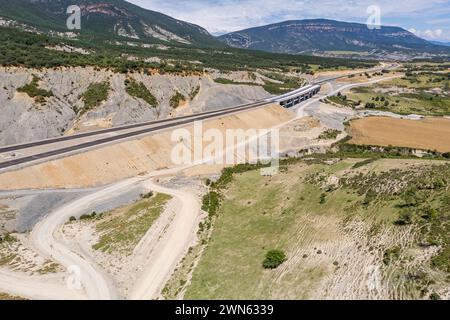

262,250,287,269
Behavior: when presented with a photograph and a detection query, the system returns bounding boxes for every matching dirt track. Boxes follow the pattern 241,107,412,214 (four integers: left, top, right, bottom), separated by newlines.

0,72,405,300
129,180,200,299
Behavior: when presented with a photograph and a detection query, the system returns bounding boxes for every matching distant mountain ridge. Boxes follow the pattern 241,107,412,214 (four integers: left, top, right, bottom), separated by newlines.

431,41,450,47
218,19,449,56
0,0,223,47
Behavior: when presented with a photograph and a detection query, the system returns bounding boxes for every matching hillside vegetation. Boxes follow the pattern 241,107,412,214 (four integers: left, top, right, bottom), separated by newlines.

182,157,449,300
125,78,157,106
346,66,450,116
0,26,375,73
79,81,110,115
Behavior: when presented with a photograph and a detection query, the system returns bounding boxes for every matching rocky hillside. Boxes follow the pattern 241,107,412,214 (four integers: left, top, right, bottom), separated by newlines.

0,0,223,47
0,67,271,145
219,19,450,58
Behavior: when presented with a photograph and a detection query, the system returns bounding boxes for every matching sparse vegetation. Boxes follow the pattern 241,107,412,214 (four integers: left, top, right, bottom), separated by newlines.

124,78,157,106
0,233,16,243
92,193,171,255
185,157,450,299
318,129,341,140
170,91,185,109
79,81,110,115
325,92,360,108
80,211,99,221
189,85,200,100
0,292,26,300
347,72,450,116
17,75,53,103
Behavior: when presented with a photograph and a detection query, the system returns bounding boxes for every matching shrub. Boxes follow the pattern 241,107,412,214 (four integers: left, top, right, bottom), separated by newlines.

319,193,327,204
140,191,154,199
0,233,17,243
318,129,341,140
189,85,200,100
170,91,185,108
383,246,401,265
80,211,98,220
79,81,109,114
394,211,413,225
429,292,441,300
125,78,157,106
202,191,221,217
17,75,53,103
263,250,287,269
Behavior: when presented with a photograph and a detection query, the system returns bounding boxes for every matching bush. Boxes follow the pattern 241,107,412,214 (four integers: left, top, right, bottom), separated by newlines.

189,86,200,100
319,193,327,204
383,246,401,265
0,233,17,243
170,91,185,108
125,78,157,106
17,75,53,103
318,129,341,140
79,82,109,114
429,292,441,300
263,250,287,269
202,191,221,217
394,211,413,225
140,191,154,199
80,211,98,220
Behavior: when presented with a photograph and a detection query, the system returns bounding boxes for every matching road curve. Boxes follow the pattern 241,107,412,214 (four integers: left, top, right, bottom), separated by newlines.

29,177,144,300
129,180,201,300
0,269,85,300
0,67,400,300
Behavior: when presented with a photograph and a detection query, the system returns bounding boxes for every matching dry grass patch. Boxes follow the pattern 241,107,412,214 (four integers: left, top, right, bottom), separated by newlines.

92,193,172,255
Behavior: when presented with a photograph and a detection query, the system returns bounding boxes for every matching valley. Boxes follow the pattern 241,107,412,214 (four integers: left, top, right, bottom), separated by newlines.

0,0,448,303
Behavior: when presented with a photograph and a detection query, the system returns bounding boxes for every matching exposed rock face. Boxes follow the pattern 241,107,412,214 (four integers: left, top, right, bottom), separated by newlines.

0,0,223,48
219,19,449,57
0,67,271,145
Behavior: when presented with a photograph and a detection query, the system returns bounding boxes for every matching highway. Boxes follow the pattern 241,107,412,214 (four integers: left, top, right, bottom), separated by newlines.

0,63,397,171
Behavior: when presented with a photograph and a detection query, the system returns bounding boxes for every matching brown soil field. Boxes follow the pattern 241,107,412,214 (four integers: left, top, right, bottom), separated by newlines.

349,116,450,152
0,104,294,190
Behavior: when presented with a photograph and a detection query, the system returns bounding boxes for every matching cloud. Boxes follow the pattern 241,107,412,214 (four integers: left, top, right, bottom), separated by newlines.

129,0,450,36
409,28,450,41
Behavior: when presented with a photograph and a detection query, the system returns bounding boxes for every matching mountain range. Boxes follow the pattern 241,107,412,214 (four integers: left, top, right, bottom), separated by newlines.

0,0,223,47
218,19,449,56
431,41,450,47
0,1,448,59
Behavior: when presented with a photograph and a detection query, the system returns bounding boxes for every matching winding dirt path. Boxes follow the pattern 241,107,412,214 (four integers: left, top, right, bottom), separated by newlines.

0,269,85,300
0,72,402,300
28,177,143,300
129,180,200,300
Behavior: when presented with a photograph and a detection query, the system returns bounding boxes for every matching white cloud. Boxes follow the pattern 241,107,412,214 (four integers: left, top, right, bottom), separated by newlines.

129,0,450,36
409,28,450,41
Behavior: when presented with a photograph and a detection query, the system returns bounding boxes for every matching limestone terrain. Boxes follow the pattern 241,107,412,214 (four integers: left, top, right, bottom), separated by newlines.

0,67,272,145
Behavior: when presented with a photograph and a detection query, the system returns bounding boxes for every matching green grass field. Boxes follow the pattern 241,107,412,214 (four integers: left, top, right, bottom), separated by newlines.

184,159,450,299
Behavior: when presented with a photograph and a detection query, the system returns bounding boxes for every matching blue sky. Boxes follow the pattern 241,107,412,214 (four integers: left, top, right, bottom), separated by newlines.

128,0,450,42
